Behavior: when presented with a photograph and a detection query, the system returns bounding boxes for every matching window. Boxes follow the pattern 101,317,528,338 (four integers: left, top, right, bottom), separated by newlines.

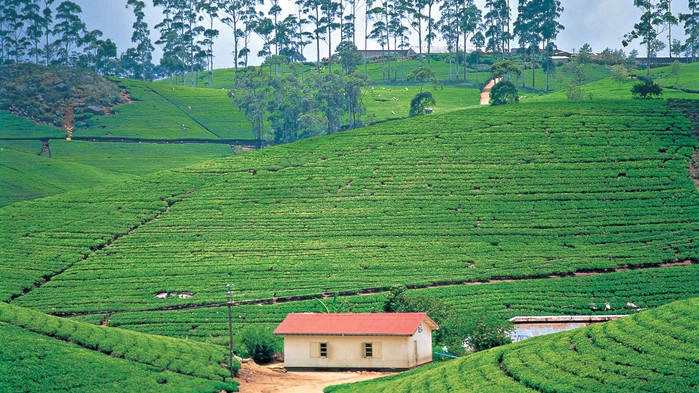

363,342,381,358
311,342,328,358
363,343,373,358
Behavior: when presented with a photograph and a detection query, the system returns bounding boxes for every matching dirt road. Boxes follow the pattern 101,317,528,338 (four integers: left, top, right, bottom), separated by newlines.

236,361,395,393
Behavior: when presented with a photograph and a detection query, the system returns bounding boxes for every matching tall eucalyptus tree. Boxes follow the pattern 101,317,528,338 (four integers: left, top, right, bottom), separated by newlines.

54,1,86,65
124,0,154,80
680,0,699,61
483,0,509,58
623,0,675,77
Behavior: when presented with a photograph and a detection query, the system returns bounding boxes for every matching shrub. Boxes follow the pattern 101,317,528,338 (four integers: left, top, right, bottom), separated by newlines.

239,325,279,364
631,80,662,99
409,92,437,117
490,81,519,105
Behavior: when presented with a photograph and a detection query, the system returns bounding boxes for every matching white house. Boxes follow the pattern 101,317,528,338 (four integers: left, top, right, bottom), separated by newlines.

273,312,439,370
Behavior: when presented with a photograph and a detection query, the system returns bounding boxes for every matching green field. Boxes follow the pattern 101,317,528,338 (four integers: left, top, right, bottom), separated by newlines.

325,297,699,393
3,98,698,315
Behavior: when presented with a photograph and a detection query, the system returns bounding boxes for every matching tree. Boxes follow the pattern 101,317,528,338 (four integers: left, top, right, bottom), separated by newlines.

439,310,513,355
680,0,699,62
220,0,260,76
239,325,279,364
336,40,362,74
483,0,510,58
490,80,518,105
490,59,521,80
24,0,45,64
670,59,681,92
437,0,460,80
198,0,220,88
514,0,564,92
40,0,55,65
459,1,482,81
611,64,628,87
383,285,450,323
623,0,676,77
577,43,592,64
409,91,436,117
407,66,439,92
471,30,485,87
53,1,86,65
124,0,154,80
232,66,269,147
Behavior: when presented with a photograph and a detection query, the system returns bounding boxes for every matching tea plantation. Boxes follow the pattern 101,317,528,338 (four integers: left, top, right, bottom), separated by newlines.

325,297,699,393
2,62,699,392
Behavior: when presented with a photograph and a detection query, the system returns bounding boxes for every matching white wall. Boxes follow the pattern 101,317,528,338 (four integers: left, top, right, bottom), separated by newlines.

282,325,434,369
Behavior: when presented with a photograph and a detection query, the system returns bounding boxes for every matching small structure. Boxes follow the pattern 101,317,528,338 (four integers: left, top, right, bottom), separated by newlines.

274,312,438,370
509,315,627,343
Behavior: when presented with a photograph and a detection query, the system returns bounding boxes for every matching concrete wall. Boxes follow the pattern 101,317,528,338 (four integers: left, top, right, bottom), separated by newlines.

510,315,627,343
282,325,434,369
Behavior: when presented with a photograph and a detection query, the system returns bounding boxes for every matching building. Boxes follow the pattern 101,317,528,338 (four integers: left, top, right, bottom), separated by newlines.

509,315,627,343
273,312,439,370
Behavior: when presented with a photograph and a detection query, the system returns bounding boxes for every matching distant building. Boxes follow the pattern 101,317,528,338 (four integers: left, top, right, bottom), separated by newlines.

407,46,452,58
274,312,439,370
357,49,409,59
509,315,627,343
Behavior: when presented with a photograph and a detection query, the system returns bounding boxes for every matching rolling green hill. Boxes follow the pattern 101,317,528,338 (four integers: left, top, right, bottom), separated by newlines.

0,302,239,392
325,297,699,393
2,62,699,392
2,98,698,316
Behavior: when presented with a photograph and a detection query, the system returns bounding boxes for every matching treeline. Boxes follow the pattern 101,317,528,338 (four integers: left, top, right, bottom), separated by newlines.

3,1,699,84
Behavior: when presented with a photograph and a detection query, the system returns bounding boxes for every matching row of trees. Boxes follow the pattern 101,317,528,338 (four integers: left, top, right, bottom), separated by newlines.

4,1,699,85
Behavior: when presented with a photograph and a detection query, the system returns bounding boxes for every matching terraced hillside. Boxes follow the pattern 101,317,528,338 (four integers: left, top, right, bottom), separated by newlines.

2,98,698,321
325,297,699,393
0,302,239,392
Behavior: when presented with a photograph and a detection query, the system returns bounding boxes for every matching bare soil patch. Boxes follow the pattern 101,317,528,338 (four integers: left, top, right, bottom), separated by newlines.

236,361,395,393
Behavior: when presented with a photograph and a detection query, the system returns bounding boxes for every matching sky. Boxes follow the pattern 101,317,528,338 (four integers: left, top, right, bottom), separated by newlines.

72,0,691,69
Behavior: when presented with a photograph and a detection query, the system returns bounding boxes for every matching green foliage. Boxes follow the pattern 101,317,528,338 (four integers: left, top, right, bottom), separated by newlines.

325,298,699,393
4,100,699,315
438,311,513,356
239,325,279,364
490,60,522,80
335,41,363,75
382,285,450,324
631,79,663,99
0,302,240,382
407,66,440,92
409,92,436,117
0,323,238,393
490,80,519,105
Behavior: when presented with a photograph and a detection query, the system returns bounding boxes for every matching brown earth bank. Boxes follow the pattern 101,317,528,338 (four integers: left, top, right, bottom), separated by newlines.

236,360,395,393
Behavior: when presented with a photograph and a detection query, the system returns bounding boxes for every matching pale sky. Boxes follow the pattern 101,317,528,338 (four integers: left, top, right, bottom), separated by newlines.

72,0,690,69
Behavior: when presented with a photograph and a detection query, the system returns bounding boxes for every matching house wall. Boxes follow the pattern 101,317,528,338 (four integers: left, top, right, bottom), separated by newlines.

283,327,434,369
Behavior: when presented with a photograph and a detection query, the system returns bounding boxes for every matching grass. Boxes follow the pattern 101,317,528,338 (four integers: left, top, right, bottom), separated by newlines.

0,139,235,207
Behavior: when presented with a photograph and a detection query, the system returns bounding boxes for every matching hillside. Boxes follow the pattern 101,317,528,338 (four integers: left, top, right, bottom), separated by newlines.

0,302,239,392
325,297,699,393
2,97,698,317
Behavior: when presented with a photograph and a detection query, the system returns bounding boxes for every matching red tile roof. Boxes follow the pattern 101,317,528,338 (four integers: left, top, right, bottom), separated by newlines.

273,313,438,336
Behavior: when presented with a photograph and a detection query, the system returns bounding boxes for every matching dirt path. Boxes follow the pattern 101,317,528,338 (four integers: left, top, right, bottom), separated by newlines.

236,361,395,393
480,78,500,105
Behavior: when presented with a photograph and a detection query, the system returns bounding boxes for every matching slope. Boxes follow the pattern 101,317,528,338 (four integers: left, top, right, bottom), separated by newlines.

324,297,699,393
2,98,698,317
0,302,239,392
